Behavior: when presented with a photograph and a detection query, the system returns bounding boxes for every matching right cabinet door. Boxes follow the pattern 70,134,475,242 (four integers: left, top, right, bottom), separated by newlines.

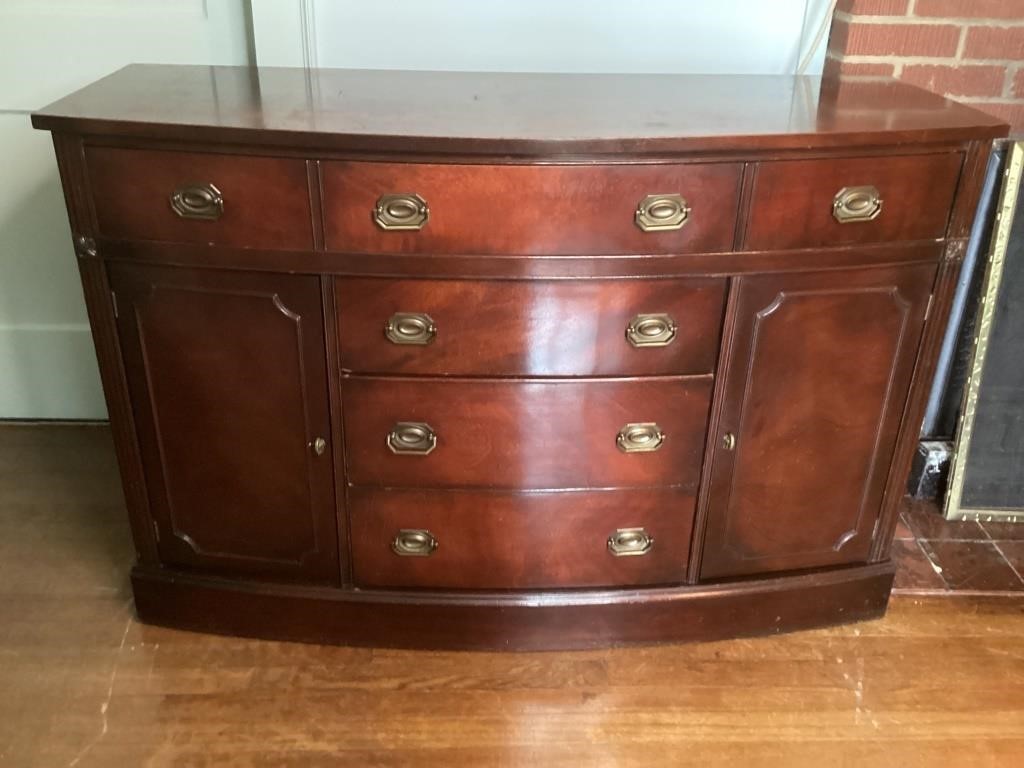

700,263,936,579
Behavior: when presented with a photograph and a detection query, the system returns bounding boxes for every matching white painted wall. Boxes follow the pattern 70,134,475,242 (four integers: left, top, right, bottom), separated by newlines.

251,0,834,75
0,1,252,419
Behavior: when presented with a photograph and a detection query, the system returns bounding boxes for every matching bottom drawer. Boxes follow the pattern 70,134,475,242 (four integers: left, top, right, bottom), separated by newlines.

349,488,695,589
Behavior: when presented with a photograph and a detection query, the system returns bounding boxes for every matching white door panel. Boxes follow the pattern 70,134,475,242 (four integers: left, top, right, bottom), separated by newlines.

252,0,831,75
0,0,251,418
0,1,250,110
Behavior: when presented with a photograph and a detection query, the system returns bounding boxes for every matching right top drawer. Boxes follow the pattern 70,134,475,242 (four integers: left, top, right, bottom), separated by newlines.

743,153,963,251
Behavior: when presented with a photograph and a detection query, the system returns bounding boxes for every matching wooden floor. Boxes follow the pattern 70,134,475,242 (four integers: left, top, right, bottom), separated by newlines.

1,424,1023,767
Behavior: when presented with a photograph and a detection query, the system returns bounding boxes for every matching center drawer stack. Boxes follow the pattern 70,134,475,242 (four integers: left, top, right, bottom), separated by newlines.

327,161,737,590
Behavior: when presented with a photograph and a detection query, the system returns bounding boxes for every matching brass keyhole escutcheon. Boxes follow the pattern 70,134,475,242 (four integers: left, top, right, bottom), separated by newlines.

721,432,737,451
392,529,438,557
617,423,666,453
311,437,327,456
387,422,437,455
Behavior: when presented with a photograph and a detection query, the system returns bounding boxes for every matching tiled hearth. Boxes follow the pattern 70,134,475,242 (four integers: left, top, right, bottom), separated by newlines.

892,498,1024,594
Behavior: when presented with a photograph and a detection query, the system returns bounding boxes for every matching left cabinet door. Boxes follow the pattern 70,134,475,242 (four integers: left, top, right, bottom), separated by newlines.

109,263,339,584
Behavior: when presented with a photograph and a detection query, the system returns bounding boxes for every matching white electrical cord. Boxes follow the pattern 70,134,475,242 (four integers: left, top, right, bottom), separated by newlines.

797,0,841,75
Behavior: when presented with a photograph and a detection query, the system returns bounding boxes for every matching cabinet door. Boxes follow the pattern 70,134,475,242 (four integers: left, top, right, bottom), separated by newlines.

700,264,935,579
109,264,339,583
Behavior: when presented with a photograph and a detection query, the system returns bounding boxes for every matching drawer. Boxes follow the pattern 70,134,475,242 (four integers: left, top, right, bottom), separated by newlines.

85,147,313,249
342,377,712,489
743,153,963,250
322,161,742,255
336,277,726,376
349,487,694,589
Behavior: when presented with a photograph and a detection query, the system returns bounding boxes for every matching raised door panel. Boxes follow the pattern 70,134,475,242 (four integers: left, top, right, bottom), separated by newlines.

109,263,338,583
700,263,936,579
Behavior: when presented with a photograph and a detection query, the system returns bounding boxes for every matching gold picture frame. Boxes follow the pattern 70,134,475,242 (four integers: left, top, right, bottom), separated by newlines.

945,140,1024,522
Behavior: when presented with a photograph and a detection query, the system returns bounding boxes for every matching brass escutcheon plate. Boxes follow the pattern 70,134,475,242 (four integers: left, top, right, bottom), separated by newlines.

626,313,677,347
392,528,438,556
635,194,691,232
374,193,429,230
387,422,437,455
607,528,654,556
617,423,665,453
832,185,883,223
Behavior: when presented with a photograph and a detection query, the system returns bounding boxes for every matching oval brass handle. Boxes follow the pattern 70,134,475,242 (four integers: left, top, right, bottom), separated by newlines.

617,423,665,453
385,312,437,345
722,432,737,451
170,182,224,221
374,193,429,230
608,528,654,557
311,437,327,456
832,185,883,223
626,313,677,347
392,528,438,557
635,194,691,232
387,422,437,455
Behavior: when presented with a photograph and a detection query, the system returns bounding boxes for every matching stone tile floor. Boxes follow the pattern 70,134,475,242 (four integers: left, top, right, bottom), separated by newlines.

891,498,1024,594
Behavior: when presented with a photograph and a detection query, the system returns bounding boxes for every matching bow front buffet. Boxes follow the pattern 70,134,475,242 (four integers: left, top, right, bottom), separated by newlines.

33,65,1007,649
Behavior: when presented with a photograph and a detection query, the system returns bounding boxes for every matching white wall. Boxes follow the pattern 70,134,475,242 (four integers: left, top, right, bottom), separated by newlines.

252,0,833,75
0,0,252,419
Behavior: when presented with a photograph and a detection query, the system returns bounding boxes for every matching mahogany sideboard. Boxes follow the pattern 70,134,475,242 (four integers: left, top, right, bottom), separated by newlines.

32,65,1007,650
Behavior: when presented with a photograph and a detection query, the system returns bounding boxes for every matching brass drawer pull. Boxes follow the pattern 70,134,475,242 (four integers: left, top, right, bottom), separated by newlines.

721,432,737,451
387,422,437,455
392,528,438,557
617,423,665,453
626,313,677,347
374,193,429,230
832,185,883,223
170,182,224,221
635,194,691,232
608,528,654,557
385,312,437,345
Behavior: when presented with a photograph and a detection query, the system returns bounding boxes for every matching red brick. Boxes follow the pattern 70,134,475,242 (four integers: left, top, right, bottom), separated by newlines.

1014,68,1024,98
964,26,1024,59
901,64,1006,97
914,0,1024,20
838,0,910,14
960,100,1024,133
844,22,962,57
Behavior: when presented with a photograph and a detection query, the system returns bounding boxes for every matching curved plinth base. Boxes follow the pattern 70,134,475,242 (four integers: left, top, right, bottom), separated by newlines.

131,562,895,651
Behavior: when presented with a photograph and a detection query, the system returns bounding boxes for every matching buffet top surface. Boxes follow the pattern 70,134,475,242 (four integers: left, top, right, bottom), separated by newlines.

32,64,1007,155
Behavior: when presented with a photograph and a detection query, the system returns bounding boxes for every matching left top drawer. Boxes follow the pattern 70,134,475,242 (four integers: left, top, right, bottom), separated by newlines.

85,147,313,250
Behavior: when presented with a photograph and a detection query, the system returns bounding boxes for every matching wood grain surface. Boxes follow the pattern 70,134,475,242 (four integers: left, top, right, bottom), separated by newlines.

32,65,1008,154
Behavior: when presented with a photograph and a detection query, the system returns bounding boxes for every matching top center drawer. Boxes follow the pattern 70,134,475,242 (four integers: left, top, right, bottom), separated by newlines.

322,161,742,255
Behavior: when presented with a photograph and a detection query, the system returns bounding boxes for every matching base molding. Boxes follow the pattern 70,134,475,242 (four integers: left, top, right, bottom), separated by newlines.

131,562,895,651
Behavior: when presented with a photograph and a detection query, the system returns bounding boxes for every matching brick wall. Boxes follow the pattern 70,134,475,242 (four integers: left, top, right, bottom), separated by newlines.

826,0,1024,132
